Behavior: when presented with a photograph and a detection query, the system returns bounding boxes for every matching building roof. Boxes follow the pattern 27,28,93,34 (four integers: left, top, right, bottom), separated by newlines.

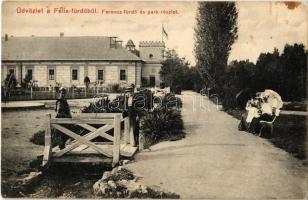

2,36,142,62
126,39,135,47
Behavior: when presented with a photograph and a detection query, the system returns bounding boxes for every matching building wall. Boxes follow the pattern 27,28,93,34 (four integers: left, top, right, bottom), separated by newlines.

2,62,140,88
135,63,142,88
139,41,165,62
56,66,71,87
34,65,47,87
141,63,162,86
79,66,85,86
105,66,119,84
88,65,96,84
127,65,136,85
2,64,7,81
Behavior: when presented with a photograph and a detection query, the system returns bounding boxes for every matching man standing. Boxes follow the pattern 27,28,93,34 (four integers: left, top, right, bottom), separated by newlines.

125,84,139,147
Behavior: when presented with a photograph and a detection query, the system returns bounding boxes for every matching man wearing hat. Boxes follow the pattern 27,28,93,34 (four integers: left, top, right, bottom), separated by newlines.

55,87,72,149
125,84,139,147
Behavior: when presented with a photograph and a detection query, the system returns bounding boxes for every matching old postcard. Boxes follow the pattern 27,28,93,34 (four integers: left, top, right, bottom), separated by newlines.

1,1,307,199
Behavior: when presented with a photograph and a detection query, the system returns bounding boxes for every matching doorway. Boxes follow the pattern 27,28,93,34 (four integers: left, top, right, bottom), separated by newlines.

149,76,156,87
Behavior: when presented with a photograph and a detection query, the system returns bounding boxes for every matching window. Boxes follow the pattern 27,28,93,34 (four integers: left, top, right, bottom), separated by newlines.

149,54,153,59
120,69,126,81
97,70,104,81
72,69,78,80
48,69,55,80
27,69,33,80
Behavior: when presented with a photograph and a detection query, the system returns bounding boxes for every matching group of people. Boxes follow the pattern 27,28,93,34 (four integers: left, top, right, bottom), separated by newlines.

239,91,282,134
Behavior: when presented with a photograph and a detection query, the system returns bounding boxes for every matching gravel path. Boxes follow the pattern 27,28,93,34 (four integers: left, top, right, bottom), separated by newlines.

127,91,308,199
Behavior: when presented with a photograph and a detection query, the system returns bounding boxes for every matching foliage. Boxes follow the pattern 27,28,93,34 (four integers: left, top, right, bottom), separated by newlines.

81,89,154,113
81,95,123,113
159,49,204,92
140,108,185,147
3,72,17,92
221,60,256,109
160,93,183,109
194,2,238,95
104,168,135,182
30,130,61,147
133,89,154,112
159,50,190,92
222,44,307,109
21,73,32,89
110,83,120,93
277,44,307,101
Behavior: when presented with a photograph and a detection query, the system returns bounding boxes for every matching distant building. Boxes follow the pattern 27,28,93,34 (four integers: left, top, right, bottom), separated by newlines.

1,33,165,88
139,41,165,87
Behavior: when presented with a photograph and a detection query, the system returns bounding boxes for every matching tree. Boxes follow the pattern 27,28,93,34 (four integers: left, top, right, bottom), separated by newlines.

279,44,307,100
254,48,280,92
222,60,256,109
22,72,32,89
254,44,307,101
159,50,190,92
194,2,238,95
3,71,17,100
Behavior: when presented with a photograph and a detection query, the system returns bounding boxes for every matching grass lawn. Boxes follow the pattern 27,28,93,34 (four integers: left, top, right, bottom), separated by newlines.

226,109,306,160
271,114,306,160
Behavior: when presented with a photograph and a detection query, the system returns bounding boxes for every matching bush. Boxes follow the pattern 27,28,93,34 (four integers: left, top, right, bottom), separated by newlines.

140,108,185,147
30,126,90,147
30,130,61,147
162,93,183,109
133,89,153,112
81,94,126,113
172,85,182,95
111,84,120,93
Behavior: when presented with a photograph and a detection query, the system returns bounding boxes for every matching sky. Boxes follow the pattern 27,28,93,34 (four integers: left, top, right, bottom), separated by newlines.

2,1,307,65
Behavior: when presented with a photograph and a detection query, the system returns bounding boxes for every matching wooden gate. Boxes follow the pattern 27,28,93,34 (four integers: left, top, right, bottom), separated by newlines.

42,113,136,167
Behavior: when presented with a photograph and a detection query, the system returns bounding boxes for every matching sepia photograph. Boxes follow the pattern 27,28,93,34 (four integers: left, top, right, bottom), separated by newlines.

1,1,307,198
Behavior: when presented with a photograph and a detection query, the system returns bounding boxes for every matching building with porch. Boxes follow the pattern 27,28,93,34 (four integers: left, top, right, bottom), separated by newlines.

1,34,165,89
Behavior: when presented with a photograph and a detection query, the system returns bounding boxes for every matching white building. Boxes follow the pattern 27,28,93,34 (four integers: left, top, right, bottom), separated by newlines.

1,34,165,88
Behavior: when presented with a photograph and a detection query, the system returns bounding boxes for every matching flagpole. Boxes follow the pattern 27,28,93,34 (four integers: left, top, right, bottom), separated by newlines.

161,24,164,43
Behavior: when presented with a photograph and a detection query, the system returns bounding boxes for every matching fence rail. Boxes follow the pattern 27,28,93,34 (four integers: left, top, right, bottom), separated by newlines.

2,86,125,101
43,113,133,167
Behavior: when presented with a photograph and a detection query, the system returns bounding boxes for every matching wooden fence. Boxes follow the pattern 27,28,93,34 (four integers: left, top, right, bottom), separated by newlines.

43,113,135,167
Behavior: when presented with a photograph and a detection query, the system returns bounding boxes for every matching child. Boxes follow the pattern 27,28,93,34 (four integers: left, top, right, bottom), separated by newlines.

55,87,71,149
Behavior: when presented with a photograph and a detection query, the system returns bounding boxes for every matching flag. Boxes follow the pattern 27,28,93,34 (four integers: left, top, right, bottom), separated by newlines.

162,25,168,40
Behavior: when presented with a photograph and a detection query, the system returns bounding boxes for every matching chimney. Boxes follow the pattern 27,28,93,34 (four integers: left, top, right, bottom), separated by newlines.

109,36,117,48
4,34,8,41
60,32,64,37
115,40,123,48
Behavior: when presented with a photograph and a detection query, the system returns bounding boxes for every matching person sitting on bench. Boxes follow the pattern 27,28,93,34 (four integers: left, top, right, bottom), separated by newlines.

255,96,276,133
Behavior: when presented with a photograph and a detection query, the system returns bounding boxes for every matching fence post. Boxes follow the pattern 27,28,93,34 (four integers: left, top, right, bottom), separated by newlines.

30,86,33,100
42,113,52,167
139,130,145,151
124,117,130,144
129,122,135,146
113,114,121,167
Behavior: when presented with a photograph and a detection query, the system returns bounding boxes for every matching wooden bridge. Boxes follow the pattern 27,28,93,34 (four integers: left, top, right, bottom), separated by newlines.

42,113,137,167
